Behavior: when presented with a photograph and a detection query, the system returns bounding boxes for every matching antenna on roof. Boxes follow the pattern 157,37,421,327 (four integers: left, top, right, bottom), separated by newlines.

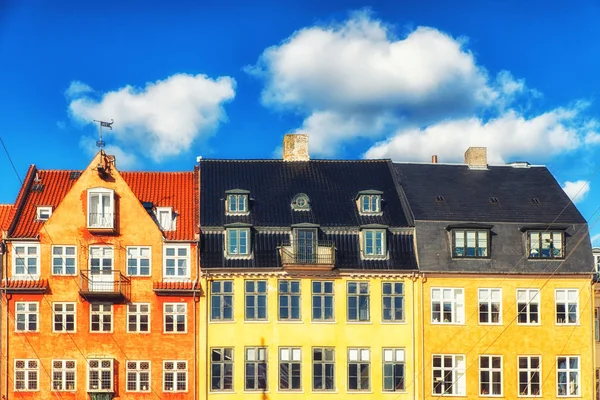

92,119,114,150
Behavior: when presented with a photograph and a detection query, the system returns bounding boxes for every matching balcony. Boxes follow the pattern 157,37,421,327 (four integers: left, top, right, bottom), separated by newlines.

79,270,130,302
88,213,115,232
279,241,336,272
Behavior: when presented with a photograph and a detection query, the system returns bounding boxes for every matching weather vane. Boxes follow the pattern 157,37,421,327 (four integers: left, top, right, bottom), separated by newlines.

93,119,114,149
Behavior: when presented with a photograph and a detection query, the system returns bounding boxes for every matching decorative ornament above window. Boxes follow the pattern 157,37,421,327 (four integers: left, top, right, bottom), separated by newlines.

291,193,310,211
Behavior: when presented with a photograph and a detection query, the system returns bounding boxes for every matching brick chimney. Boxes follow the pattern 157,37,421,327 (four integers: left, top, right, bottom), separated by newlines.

283,134,309,162
464,147,487,169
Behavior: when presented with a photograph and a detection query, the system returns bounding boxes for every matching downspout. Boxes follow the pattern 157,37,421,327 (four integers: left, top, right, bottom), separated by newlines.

421,273,426,400
591,280,596,399
194,243,200,400
205,271,210,400
0,240,3,399
410,272,416,400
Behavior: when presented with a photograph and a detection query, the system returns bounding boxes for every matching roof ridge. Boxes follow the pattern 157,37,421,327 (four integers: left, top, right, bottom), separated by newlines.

199,158,390,163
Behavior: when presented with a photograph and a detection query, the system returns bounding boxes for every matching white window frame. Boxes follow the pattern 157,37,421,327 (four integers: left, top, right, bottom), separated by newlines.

87,359,114,392
479,355,502,396
556,356,580,397
15,302,39,332
36,206,52,220
517,289,541,325
382,348,405,392
362,229,386,258
12,242,40,279
163,360,188,392
226,194,249,215
87,187,114,229
432,354,466,396
431,288,464,324
14,359,39,392
163,244,190,280
555,289,579,325
164,303,187,333
348,348,371,391
90,303,113,333
156,207,175,231
88,245,114,271
518,356,541,397
126,246,152,276
52,360,76,391
478,288,502,325
126,360,151,392
225,228,251,258
279,347,302,391
53,302,76,333
127,303,150,333
52,245,77,275
359,194,381,214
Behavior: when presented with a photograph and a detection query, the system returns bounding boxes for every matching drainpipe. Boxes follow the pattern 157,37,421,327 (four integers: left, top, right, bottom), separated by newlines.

410,272,416,400
591,280,596,399
204,271,210,400
421,273,426,400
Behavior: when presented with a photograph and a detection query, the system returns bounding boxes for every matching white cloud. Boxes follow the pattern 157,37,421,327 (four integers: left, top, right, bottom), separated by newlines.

68,73,236,161
561,180,591,204
65,80,93,98
591,233,600,247
79,136,138,170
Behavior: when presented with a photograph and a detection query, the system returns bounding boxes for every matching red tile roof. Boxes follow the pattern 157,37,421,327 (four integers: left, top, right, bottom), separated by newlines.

1,278,49,292
0,204,13,232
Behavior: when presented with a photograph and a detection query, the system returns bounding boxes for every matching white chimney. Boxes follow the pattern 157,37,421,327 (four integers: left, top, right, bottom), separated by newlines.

283,134,309,162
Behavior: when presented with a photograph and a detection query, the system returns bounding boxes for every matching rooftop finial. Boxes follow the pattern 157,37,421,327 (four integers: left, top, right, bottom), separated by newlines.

92,119,114,150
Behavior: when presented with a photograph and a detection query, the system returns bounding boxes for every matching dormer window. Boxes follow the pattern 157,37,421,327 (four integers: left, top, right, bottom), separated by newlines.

360,225,387,259
224,224,252,258
291,193,310,211
156,207,175,231
225,189,250,215
528,231,564,259
87,188,114,229
36,206,52,221
357,190,383,215
452,229,489,258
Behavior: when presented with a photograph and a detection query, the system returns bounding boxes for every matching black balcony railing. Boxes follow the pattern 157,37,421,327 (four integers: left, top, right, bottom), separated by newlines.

279,241,336,270
79,270,130,301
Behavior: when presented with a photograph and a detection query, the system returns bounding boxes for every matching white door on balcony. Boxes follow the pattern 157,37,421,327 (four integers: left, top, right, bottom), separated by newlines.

296,229,316,264
88,188,114,228
89,246,114,292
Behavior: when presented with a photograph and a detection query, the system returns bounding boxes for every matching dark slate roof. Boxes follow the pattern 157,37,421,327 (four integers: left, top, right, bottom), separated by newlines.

393,163,586,224
200,160,410,227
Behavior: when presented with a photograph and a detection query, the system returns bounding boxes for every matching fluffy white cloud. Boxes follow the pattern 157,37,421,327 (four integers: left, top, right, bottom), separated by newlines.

68,73,236,161
65,80,93,98
591,233,600,247
561,180,590,204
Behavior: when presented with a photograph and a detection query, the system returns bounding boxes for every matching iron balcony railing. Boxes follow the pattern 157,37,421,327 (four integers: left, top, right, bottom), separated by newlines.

79,269,130,301
88,213,114,229
279,241,336,269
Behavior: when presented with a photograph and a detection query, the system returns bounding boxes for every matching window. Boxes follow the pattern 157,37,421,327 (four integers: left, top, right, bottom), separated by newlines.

363,229,386,257
348,281,370,322
453,229,489,257
52,246,76,275
88,188,114,229
126,361,150,392
479,289,501,324
15,359,39,391
479,355,502,396
291,193,310,211
163,361,187,392
528,231,564,258
211,280,233,321
227,194,248,214
517,289,540,324
279,347,301,390
313,347,335,391
156,207,174,231
89,246,114,292
431,288,464,324
53,303,76,332
348,348,370,391
163,245,189,279
127,303,150,333
226,228,250,256
383,348,405,392
164,303,187,333
360,194,381,214
556,289,578,325
557,356,579,397
245,347,267,391
15,302,38,332
279,280,301,321
595,308,600,342
432,354,466,396
312,281,334,321
36,206,52,220
88,359,113,392
90,303,112,332
52,360,76,391
211,348,233,391
13,243,40,278
518,356,541,396
127,246,151,276
245,280,267,321
382,282,404,322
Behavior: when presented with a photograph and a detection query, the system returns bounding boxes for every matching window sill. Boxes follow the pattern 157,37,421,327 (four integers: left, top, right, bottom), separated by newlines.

278,320,304,324
381,320,407,325
431,322,465,326
209,390,236,394
555,323,579,326
311,320,337,324
244,320,270,324
347,321,373,324
516,323,541,326
479,323,503,326
209,320,236,324
347,390,374,394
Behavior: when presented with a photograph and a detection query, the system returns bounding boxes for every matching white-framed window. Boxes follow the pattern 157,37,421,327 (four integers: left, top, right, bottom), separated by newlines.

245,347,268,391
126,361,151,392
479,288,502,324
347,281,370,322
87,188,114,229
164,303,187,333
36,206,52,220
432,354,466,396
163,361,187,392
127,303,150,333
279,347,302,391
555,289,578,325
163,244,190,279
348,348,370,391
382,282,404,322
245,280,268,321
518,356,541,396
89,246,114,291
453,229,489,257
383,348,405,392
15,302,38,332
126,246,151,276
557,356,579,397
517,289,540,324
362,229,386,257
226,228,250,256
211,348,234,391
12,242,40,279
359,194,381,214
528,231,564,259
156,207,175,231
90,303,112,332
226,194,248,214
313,347,335,391
14,359,39,391
87,359,113,392
52,360,76,391
210,280,234,321
52,245,77,275
53,302,76,332
431,288,464,324
479,355,502,396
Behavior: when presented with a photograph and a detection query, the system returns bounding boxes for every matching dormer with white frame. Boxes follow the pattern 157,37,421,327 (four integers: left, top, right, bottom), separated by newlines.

156,207,176,231
36,206,52,221
356,190,383,216
87,187,114,230
225,189,250,216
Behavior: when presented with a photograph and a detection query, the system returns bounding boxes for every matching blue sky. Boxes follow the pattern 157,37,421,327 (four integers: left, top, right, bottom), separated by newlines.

1,0,600,242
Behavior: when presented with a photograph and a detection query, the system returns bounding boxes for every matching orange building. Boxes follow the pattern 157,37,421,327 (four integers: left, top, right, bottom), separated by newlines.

0,151,200,399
